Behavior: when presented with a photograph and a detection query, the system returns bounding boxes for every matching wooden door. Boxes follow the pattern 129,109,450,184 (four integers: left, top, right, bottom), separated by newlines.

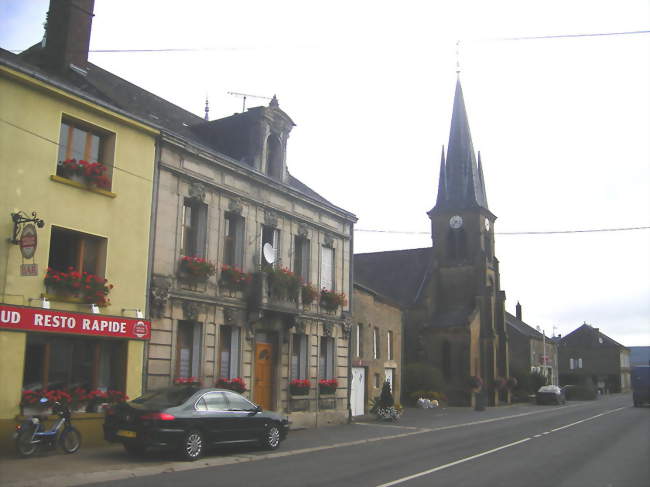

351,367,366,416
254,343,273,410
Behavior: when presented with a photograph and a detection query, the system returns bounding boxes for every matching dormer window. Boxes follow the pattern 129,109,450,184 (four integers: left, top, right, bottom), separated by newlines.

266,135,283,180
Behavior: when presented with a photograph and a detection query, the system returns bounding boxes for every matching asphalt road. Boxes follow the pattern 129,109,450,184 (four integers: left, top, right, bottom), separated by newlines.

86,394,648,487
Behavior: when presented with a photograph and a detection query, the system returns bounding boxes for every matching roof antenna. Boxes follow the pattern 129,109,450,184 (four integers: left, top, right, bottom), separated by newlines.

204,95,209,121
456,40,461,76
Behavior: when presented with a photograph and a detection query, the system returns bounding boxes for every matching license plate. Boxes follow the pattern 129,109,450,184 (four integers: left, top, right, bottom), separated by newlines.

117,429,136,438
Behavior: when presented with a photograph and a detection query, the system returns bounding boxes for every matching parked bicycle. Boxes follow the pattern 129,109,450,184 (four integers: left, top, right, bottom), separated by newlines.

14,397,81,457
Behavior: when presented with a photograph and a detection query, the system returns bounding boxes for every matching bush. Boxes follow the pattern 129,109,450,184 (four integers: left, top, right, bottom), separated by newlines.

379,380,394,408
405,363,445,395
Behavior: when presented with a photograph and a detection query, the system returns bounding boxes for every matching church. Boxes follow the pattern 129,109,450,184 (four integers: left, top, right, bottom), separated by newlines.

355,78,509,406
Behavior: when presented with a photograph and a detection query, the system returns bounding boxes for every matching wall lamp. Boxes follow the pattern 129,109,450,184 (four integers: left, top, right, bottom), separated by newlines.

90,304,100,314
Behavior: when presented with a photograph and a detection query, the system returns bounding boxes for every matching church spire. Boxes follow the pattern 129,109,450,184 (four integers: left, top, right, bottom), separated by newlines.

435,145,447,206
434,78,489,211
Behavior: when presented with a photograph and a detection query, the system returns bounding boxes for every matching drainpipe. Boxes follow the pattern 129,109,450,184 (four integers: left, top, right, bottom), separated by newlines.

347,223,354,423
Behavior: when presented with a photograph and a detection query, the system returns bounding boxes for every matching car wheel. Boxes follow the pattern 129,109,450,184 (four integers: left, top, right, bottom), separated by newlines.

60,427,81,454
180,430,204,461
261,423,281,450
123,442,147,457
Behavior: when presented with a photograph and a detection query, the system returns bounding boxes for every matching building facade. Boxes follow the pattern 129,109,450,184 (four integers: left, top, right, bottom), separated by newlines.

558,323,631,393
350,284,403,416
355,79,509,407
0,0,156,451
507,303,558,385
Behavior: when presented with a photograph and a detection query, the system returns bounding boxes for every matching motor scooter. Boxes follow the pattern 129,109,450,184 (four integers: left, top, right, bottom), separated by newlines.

14,397,81,457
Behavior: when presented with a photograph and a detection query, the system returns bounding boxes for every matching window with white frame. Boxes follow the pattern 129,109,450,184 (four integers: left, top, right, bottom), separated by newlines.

219,325,240,379
292,334,308,380
387,330,393,361
176,320,201,379
354,323,363,358
261,225,279,267
373,327,380,360
320,336,335,380
320,246,334,291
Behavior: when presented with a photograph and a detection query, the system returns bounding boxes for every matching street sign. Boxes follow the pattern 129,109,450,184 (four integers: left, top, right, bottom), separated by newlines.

20,264,38,276
19,224,37,259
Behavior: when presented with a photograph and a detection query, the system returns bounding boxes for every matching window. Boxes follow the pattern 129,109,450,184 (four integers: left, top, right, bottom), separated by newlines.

387,330,393,361
197,391,228,411
219,325,240,379
354,324,363,358
373,327,380,360
22,334,125,391
578,358,583,369
181,199,207,258
224,213,244,268
569,358,575,370
320,337,335,380
224,391,255,410
293,236,310,281
48,226,106,276
57,118,114,188
176,321,201,379
374,373,381,388
266,135,282,179
320,246,334,291
292,334,308,380
261,225,279,267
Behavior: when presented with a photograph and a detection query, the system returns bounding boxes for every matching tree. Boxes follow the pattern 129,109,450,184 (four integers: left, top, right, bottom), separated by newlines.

379,380,394,408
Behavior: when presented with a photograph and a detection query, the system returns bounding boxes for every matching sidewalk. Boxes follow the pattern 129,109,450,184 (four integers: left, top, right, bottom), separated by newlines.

0,403,535,487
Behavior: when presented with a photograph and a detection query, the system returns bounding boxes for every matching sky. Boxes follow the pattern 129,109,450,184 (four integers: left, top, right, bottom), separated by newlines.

1,0,648,346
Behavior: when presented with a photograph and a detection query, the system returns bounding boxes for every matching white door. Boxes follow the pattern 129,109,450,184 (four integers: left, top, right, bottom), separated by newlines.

384,368,394,392
351,367,365,416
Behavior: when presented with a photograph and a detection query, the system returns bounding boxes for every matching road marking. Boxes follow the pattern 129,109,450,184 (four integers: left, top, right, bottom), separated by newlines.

375,438,533,487
355,423,421,430
375,405,628,487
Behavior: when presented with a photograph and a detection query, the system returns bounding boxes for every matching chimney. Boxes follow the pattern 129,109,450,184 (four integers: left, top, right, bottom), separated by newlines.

43,0,95,73
515,301,522,321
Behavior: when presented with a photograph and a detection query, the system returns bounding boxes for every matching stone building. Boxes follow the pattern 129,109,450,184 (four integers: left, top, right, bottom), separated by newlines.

350,283,403,416
507,303,558,385
355,79,509,406
558,323,631,393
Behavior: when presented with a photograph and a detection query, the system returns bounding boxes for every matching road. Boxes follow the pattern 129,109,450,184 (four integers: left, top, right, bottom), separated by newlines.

85,394,648,486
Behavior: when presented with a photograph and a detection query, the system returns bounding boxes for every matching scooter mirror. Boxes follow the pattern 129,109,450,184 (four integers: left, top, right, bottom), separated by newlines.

39,397,49,405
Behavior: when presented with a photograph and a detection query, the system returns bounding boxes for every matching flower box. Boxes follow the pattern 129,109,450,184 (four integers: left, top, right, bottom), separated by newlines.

301,284,318,306
289,379,311,396
319,289,347,312
179,256,216,281
264,266,301,301
216,377,247,393
318,379,337,395
44,267,113,306
174,377,201,386
219,266,252,293
58,159,112,189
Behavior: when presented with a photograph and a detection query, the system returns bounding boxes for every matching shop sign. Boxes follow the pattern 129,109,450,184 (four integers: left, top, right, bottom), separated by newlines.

20,224,37,259
0,304,150,340
20,264,38,276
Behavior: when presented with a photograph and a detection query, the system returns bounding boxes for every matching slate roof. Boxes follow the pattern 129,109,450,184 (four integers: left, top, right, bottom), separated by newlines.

560,323,627,349
354,248,432,307
505,311,544,339
432,78,489,212
1,45,350,217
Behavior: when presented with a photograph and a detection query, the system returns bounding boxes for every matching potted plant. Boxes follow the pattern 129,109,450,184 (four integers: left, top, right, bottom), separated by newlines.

179,256,216,281
289,379,311,396
219,265,252,292
319,289,347,312
107,390,129,405
174,377,201,385
58,159,112,189
318,379,338,395
216,377,247,393
85,390,109,413
44,267,113,306
20,390,47,416
264,266,301,301
373,381,402,421
301,283,318,306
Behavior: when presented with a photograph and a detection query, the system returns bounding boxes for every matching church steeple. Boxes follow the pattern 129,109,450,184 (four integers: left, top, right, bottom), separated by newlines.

433,78,489,212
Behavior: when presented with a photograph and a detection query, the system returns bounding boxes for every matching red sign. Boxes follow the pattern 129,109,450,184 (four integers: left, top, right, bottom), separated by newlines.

0,304,150,340
19,224,37,259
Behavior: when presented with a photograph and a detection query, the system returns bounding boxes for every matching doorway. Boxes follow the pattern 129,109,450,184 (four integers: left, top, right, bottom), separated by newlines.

254,338,274,410
351,367,366,416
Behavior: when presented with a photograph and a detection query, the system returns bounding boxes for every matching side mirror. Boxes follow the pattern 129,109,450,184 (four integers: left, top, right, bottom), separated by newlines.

39,397,49,405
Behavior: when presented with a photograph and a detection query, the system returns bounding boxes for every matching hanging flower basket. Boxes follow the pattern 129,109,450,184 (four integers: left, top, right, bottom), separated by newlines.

319,289,347,312
289,379,311,396
216,377,247,393
318,379,338,395
44,267,113,306
179,256,216,281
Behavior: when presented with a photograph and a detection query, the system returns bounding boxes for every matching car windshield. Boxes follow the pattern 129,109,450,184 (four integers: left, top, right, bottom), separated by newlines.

130,386,199,408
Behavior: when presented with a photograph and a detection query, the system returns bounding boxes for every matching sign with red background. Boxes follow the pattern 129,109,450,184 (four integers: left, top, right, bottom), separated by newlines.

0,304,150,340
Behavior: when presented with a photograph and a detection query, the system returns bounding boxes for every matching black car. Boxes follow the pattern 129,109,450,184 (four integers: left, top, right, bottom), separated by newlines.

104,386,289,460
535,385,567,405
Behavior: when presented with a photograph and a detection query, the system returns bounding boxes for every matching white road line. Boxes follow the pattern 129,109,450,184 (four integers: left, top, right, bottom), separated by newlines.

375,438,532,487
375,405,628,487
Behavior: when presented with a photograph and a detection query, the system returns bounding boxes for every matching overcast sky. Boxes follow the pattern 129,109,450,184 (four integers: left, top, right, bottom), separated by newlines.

2,0,648,346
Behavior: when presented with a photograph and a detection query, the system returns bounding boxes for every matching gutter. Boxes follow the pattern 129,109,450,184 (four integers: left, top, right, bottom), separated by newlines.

347,223,354,423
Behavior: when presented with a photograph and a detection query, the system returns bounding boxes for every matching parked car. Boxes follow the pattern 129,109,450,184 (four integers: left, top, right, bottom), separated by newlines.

536,385,566,405
104,386,289,460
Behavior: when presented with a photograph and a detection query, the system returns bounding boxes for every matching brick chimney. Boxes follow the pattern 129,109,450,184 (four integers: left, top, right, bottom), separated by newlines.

515,301,522,321
42,0,95,73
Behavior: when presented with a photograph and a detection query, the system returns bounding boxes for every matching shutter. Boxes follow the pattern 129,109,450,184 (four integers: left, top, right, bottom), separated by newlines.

191,322,202,377
320,247,333,291
195,204,207,258
234,217,244,268
300,335,308,379
301,239,310,281
230,327,240,379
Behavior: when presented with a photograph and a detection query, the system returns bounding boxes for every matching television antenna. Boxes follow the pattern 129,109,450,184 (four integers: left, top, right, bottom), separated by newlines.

227,91,272,112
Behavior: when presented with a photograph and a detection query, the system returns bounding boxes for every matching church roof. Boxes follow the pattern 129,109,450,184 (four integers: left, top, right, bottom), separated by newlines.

433,78,489,212
354,248,432,307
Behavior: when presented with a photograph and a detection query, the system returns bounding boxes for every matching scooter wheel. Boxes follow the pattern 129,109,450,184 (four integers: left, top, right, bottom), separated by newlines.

15,429,39,457
60,427,81,454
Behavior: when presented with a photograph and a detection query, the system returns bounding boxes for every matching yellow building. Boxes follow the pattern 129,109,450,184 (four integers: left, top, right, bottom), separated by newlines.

0,1,157,451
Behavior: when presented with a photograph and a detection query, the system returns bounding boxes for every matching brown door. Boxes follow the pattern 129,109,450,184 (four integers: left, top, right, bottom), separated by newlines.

254,343,273,410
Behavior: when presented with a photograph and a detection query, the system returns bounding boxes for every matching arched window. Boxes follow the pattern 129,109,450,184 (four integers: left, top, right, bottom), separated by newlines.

266,135,282,179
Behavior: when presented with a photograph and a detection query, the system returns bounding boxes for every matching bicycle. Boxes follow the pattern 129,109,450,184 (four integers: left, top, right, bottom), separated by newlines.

14,397,82,457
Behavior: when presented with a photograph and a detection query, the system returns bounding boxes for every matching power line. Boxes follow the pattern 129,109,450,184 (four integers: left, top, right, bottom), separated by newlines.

356,226,650,236
481,30,650,42
0,117,153,184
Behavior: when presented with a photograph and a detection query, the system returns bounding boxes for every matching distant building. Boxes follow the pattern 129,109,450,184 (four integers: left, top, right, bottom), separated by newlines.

350,283,403,416
355,79,509,407
558,323,631,393
506,303,558,385
629,346,650,367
